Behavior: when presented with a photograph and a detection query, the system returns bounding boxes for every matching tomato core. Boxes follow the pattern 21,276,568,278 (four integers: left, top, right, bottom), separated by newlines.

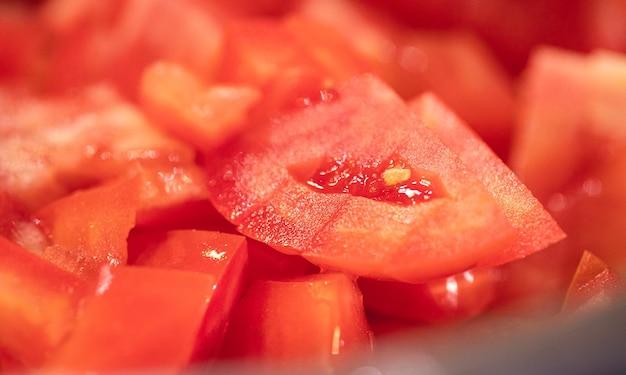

292,154,447,205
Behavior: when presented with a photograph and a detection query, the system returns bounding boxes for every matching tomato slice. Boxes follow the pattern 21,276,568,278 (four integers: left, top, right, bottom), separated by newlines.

204,74,516,282
0,84,195,212
43,265,216,373
0,236,87,367
218,273,372,369
408,93,565,265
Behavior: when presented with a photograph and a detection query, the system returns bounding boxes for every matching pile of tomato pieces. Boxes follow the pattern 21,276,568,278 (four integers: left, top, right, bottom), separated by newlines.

1,0,626,372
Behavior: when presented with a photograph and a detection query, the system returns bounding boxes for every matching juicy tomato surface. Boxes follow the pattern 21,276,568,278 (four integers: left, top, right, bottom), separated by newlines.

1,0,626,372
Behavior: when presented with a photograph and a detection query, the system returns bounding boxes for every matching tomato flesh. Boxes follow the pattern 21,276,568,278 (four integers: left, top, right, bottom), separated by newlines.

205,74,516,282
218,273,373,369
292,153,447,205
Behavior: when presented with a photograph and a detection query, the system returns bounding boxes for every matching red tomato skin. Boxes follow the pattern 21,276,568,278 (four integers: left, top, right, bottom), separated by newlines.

40,0,224,99
128,229,249,360
205,74,516,282
0,236,87,367
359,267,498,324
0,84,195,213
218,273,373,370
44,265,216,372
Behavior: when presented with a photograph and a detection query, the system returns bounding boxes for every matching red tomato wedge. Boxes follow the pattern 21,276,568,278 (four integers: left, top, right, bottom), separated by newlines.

128,229,249,360
408,93,565,265
139,61,262,152
218,273,372,368
0,236,87,367
204,74,517,282
44,265,216,373
562,250,625,314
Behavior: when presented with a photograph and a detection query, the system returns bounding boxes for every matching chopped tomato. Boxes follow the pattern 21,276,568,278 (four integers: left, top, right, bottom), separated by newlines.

0,84,195,212
0,236,87,367
245,239,320,283
0,191,49,254
511,47,626,272
562,250,625,314
205,74,521,282
296,0,516,157
359,267,498,324
128,229,249,360
131,162,213,228
34,175,140,280
219,273,373,369
139,60,262,151
43,265,217,373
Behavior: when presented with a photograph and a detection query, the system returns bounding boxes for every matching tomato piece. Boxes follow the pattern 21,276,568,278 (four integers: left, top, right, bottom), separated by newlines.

40,0,224,98
130,162,213,228
34,175,141,280
215,16,354,119
44,265,216,372
0,84,194,212
282,14,372,82
204,74,516,282
219,273,373,369
562,250,625,314
297,0,516,157
359,267,498,324
0,236,87,367
127,229,248,360
139,60,262,151
511,47,626,272
408,93,565,265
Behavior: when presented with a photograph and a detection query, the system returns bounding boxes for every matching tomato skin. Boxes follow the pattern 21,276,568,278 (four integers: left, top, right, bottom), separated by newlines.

511,47,626,273
359,268,498,324
205,74,516,282
43,265,217,372
128,229,249,360
296,0,515,158
0,236,87,367
219,273,373,369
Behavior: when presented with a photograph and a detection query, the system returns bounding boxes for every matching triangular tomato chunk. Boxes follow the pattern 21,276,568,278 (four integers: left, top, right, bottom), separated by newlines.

204,74,518,282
